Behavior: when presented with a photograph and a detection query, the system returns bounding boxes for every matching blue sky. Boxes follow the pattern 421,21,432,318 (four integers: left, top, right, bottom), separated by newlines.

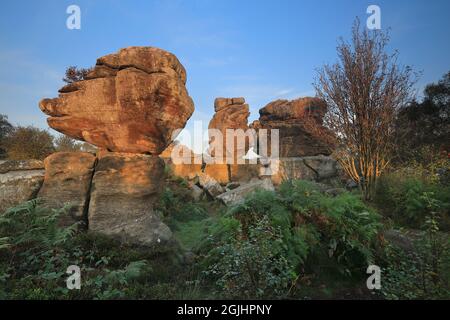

1,0,449,142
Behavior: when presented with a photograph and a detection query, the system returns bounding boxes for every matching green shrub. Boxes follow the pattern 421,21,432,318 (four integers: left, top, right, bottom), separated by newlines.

375,168,450,230
381,210,450,299
199,180,383,298
203,214,296,299
280,180,382,276
0,200,155,299
227,190,310,267
157,187,209,222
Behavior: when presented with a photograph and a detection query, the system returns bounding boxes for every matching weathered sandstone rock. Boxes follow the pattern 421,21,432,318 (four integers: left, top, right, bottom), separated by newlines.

0,159,44,174
39,47,194,155
190,184,204,201
204,97,259,184
0,160,45,212
216,178,274,206
208,97,251,162
229,163,260,183
254,97,332,157
88,152,172,248
259,97,327,123
196,172,224,197
37,152,96,225
201,162,260,185
203,163,230,185
268,156,340,185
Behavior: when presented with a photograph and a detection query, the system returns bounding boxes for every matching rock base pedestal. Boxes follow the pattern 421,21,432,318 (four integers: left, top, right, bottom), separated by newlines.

88,152,171,248
37,152,96,226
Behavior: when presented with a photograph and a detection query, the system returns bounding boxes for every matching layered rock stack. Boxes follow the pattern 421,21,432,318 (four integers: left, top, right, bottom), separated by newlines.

252,97,331,157
37,47,194,247
159,96,340,202
251,97,339,185
205,97,259,183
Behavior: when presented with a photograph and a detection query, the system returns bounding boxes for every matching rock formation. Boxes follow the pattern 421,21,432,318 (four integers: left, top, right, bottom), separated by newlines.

205,97,259,184
253,97,331,157
0,160,45,212
37,152,96,226
208,97,251,162
2,45,345,247
88,152,171,248
34,46,194,247
251,97,340,185
269,155,341,186
39,47,194,155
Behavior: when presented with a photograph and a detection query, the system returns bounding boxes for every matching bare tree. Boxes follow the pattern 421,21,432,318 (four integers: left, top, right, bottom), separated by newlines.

314,19,417,200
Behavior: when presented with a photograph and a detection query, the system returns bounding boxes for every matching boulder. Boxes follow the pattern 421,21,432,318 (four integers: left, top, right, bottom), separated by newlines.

254,97,332,157
37,152,96,225
216,178,274,206
190,184,204,201
383,229,417,253
229,163,260,183
0,159,44,174
88,152,172,248
208,97,251,163
268,156,339,185
0,160,45,212
196,172,224,197
225,182,240,191
205,97,260,184
259,97,327,123
39,47,194,155
201,163,260,185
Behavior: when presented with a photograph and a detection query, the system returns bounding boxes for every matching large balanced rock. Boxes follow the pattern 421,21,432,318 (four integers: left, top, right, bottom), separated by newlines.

88,152,172,248
39,47,194,155
254,97,332,157
37,152,96,225
0,160,45,212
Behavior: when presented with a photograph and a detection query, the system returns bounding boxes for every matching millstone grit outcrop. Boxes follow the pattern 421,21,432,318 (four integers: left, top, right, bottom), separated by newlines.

253,97,332,157
39,47,194,155
205,97,259,184
208,97,250,162
23,46,342,247
88,152,171,248
37,152,96,226
0,160,45,213
269,156,341,186
34,46,194,247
